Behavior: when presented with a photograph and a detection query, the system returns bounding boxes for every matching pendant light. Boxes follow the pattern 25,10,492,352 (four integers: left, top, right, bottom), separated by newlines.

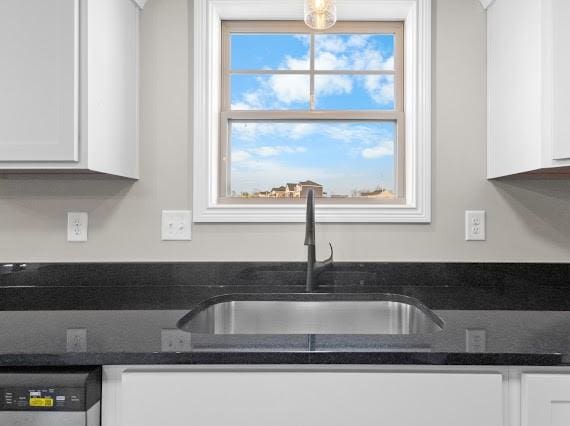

304,0,337,30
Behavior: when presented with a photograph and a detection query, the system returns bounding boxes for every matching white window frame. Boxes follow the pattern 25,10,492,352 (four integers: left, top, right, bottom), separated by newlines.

220,21,406,205
193,0,431,223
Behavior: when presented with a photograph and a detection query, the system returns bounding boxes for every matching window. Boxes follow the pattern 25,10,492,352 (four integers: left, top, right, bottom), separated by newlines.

220,22,404,203
193,0,431,223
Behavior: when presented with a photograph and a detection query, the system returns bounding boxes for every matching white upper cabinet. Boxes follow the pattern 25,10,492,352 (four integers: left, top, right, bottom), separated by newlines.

0,0,140,178
487,0,570,178
0,0,79,162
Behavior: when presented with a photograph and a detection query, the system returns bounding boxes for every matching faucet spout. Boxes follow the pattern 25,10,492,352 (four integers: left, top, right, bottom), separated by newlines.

304,189,333,292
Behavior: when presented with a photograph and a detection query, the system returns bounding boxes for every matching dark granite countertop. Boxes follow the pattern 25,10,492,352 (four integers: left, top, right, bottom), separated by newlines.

1,262,570,367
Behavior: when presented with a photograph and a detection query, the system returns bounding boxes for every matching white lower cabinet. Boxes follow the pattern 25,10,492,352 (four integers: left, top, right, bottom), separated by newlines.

102,367,504,426
102,366,570,426
523,374,570,426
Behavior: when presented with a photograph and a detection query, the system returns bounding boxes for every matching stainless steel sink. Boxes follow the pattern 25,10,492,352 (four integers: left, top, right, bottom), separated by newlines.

177,294,444,335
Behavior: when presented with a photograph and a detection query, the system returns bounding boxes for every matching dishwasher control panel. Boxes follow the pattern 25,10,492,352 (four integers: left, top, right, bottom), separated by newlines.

0,387,84,411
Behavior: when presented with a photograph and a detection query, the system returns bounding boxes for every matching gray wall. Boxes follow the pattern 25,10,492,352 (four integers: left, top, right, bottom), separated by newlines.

1,0,570,263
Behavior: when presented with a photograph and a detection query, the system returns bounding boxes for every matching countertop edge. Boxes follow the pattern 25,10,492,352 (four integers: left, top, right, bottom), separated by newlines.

0,352,565,367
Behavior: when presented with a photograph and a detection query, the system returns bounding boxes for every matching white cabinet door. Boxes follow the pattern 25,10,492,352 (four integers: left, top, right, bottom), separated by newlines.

552,0,570,160
119,371,503,426
523,374,570,426
0,0,78,162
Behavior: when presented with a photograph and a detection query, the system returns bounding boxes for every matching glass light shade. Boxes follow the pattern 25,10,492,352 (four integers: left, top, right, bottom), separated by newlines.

304,0,337,30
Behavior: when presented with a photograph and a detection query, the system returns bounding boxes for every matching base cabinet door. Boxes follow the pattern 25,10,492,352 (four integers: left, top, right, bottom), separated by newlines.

118,371,503,426
523,374,570,426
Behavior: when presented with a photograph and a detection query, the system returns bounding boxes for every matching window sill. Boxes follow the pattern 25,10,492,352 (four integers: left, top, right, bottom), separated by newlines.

195,201,430,223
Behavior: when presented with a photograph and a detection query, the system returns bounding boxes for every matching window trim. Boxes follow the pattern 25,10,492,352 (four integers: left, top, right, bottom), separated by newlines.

220,21,406,204
193,0,431,223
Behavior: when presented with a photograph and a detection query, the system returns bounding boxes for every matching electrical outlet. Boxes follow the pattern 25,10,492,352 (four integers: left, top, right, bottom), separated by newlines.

161,211,192,241
66,328,87,352
161,329,191,352
465,210,486,241
67,212,88,242
466,329,486,353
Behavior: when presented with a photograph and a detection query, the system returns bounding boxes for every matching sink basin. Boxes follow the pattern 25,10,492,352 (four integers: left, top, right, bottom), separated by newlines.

177,294,444,335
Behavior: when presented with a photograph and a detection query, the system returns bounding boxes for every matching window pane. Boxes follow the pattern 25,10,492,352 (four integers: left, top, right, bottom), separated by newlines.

229,121,396,199
314,75,394,110
231,34,310,70
315,34,395,71
231,75,310,110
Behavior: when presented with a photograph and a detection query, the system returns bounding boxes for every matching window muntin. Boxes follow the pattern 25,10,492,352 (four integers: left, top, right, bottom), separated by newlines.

221,21,404,203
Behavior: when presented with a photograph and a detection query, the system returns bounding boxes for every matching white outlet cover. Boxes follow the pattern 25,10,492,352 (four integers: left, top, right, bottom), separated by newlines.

161,329,191,352
465,210,486,241
66,328,87,353
67,212,88,242
466,329,487,353
161,210,192,241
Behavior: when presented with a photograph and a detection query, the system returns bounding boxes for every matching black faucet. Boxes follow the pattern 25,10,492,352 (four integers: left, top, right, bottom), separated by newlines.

304,189,334,292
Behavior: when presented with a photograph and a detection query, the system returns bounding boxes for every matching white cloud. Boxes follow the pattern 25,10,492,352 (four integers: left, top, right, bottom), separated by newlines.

315,35,393,70
315,51,349,70
383,56,394,70
293,34,311,47
315,74,353,97
267,74,310,104
232,150,251,162
229,122,396,194
289,123,318,139
231,101,254,110
232,122,318,143
230,34,396,110
316,35,353,53
283,55,310,70
363,75,394,105
346,35,371,49
251,146,307,157
231,122,268,142
325,123,392,145
361,142,394,159
233,123,395,158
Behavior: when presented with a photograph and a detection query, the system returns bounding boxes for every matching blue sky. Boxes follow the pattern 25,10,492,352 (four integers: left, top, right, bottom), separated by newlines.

229,33,396,196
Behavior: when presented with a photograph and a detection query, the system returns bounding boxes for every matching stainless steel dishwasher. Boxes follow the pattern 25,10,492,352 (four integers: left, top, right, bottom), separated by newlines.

0,367,101,425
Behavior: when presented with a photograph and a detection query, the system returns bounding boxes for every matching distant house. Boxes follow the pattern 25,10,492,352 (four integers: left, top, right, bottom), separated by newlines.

285,183,299,198
360,189,383,197
271,186,287,198
377,190,395,199
360,189,395,199
297,180,324,198
257,180,325,198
